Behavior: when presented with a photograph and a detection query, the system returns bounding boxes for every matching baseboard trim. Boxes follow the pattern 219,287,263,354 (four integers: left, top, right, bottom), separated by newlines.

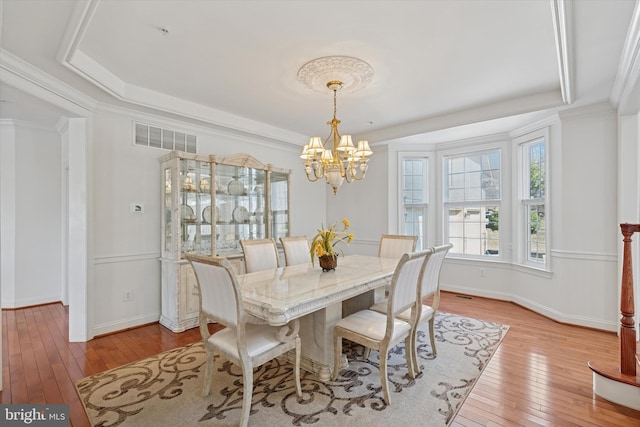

92,313,161,338
441,285,618,332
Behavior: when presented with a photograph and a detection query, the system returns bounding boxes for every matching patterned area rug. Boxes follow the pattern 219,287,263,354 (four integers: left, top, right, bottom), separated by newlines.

76,312,508,426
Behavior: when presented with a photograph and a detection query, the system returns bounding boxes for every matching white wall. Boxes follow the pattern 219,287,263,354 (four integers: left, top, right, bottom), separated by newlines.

1,120,63,308
89,107,326,336
0,121,17,307
327,144,391,256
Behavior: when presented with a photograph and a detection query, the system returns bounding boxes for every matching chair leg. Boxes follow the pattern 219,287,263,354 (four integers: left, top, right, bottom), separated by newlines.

411,327,420,374
362,346,372,361
380,345,391,405
405,335,416,379
428,317,437,357
332,332,342,381
294,338,302,397
202,344,214,396
239,360,253,427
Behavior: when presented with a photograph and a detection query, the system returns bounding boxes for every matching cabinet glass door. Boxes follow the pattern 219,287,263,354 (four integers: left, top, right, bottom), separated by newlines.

270,170,289,247
180,158,212,256
215,164,267,256
163,167,173,255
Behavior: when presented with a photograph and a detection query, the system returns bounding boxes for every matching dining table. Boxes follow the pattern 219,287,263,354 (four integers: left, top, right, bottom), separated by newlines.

236,254,399,381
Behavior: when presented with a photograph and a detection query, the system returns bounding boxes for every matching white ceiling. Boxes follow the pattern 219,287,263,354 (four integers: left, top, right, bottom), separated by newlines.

0,0,638,144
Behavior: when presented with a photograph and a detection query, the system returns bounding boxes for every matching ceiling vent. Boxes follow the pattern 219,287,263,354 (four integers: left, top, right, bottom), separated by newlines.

134,122,197,153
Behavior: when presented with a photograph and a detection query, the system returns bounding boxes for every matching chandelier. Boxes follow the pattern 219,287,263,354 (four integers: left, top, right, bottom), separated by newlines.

300,80,373,195
297,56,374,195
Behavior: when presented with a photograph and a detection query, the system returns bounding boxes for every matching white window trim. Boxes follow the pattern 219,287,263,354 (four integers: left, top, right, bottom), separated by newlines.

398,152,432,250
439,140,511,261
514,128,550,271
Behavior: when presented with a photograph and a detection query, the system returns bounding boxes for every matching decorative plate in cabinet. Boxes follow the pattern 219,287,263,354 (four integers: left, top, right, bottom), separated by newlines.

232,206,249,223
227,177,245,196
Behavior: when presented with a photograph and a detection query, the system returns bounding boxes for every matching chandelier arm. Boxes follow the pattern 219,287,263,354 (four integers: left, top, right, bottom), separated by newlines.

305,172,324,183
346,162,359,183
304,161,326,182
313,164,325,180
347,161,367,182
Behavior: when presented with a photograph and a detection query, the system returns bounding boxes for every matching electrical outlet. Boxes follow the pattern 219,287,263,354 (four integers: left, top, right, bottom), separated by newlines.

123,291,133,301
480,269,486,277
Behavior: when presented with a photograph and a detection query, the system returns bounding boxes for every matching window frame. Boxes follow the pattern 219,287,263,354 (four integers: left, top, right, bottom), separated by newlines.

441,143,507,260
516,129,549,269
398,153,429,251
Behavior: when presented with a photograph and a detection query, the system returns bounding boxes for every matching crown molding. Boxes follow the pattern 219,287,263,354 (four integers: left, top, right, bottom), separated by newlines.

550,0,575,105
56,0,100,70
509,114,560,139
434,132,511,153
557,101,616,120
0,49,95,115
55,0,307,147
610,0,640,112
360,90,564,143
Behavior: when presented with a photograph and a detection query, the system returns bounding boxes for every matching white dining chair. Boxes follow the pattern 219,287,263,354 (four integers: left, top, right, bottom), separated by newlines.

187,255,302,427
240,238,279,273
378,234,418,259
280,235,311,266
370,243,452,373
377,234,419,297
332,250,431,404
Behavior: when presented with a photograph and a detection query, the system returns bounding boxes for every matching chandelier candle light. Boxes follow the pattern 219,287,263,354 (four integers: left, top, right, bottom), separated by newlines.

298,56,374,195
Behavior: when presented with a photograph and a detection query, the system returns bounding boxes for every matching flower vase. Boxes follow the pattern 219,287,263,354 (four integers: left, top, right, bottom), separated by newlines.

319,254,338,271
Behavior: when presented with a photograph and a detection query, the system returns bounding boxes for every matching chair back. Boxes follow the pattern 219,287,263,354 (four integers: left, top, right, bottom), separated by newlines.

240,238,279,273
378,234,418,259
187,255,242,328
280,236,310,266
388,249,432,318
420,243,452,300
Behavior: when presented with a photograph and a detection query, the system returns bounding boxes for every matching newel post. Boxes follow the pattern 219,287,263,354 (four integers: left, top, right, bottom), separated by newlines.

619,223,639,376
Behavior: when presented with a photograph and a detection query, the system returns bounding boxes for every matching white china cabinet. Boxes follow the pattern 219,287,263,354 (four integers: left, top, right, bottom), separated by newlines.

159,151,291,332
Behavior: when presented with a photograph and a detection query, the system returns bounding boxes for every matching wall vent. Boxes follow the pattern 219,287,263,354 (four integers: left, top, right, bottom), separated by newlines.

134,122,197,153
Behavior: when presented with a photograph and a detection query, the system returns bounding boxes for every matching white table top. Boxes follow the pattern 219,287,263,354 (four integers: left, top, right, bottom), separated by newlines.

237,255,398,326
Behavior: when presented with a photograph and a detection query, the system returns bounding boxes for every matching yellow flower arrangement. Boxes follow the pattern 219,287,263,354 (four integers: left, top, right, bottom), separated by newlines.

309,218,354,266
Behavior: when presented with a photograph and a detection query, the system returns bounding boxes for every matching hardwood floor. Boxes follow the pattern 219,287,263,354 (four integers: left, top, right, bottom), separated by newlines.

1,293,639,426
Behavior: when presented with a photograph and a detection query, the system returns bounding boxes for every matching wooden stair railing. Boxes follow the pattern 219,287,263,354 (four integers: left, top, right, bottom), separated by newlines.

588,223,640,402
620,223,639,376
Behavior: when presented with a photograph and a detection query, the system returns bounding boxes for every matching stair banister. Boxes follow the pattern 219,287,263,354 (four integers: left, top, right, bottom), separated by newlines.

619,223,639,376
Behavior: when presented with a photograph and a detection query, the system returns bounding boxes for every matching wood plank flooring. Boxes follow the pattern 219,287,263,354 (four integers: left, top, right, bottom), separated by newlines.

1,293,639,426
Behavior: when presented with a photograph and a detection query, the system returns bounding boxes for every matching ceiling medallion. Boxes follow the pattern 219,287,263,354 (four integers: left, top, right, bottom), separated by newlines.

297,56,374,94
